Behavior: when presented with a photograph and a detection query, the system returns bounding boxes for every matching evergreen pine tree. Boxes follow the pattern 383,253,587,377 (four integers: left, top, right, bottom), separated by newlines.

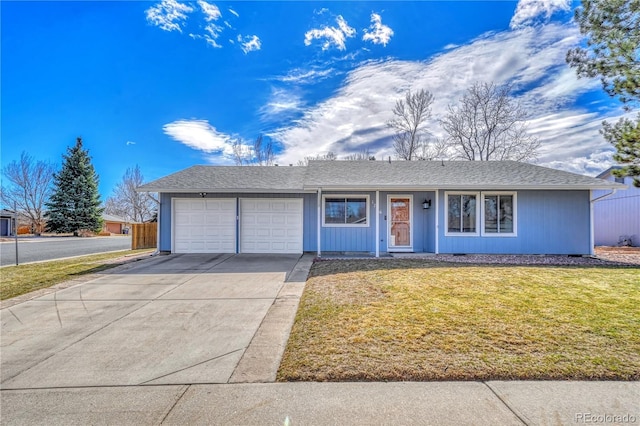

46,137,104,234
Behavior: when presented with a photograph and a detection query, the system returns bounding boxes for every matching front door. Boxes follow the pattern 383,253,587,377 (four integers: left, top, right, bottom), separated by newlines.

388,196,412,251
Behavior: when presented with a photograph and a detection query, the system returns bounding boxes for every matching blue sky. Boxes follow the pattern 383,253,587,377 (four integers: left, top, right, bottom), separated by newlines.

1,0,629,198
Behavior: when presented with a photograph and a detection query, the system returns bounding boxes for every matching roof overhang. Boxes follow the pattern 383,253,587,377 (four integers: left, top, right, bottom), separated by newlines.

136,187,314,194
304,184,627,191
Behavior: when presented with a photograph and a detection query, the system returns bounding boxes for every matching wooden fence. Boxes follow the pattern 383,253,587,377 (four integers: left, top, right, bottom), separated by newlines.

131,223,157,250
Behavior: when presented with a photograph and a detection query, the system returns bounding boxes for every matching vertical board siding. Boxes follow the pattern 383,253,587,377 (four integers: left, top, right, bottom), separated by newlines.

378,191,436,254
161,189,594,254
320,191,376,252
593,175,640,246
437,190,591,254
159,193,317,253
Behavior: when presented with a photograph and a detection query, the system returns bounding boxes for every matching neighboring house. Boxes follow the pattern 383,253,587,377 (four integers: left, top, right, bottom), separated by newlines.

0,209,17,237
137,160,624,256
593,167,639,246
102,213,132,234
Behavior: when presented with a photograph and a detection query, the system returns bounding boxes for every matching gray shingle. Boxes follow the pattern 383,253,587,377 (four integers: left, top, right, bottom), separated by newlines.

138,161,624,192
137,165,306,192
303,160,624,190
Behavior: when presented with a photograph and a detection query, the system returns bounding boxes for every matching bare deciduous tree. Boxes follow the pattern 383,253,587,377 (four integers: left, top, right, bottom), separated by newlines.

253,135,274,166
343,149,376,161
104,165,156,223
387,89,435,160
0,152,55,234
297,151,338,166
232,135,275,166
416,138,449,161
440,82,540,161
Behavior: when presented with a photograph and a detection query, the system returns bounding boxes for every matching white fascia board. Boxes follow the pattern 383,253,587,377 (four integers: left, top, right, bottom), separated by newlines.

304,184,626,191
136,188,313,193
304,186,440,192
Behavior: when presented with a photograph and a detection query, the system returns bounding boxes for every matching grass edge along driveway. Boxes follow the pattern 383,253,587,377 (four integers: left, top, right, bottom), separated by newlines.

278,259,640,381
1,249,154,300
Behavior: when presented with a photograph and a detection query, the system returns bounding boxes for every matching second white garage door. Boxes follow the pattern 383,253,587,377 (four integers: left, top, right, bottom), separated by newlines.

240,198,303,254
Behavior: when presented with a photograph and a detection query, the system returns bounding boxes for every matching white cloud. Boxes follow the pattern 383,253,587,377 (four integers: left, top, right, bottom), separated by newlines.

198,0,221,22
238,34,261,54
148,0,252,51
204,35,222,48
362,13,394,46
205,23,223,39
443,43,459,50
269,22,623,175
304,15,356,51
126,141,136,146
188,33,222,48
163,119,236,158
145,0,194,33
275,67,336,84
510,0,571,29
260,88,304,120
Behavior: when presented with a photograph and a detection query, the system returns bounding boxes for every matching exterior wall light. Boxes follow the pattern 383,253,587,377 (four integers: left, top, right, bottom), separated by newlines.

199,192,207,198
422,199,431,209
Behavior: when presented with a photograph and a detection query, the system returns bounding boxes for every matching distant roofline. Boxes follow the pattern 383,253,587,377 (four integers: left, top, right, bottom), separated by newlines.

596,166,622,179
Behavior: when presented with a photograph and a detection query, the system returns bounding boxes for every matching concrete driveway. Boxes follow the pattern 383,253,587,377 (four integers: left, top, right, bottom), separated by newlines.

1,253,310,389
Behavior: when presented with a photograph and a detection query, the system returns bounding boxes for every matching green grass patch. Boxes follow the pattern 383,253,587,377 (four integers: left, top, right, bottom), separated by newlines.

0,249,154,300
278,259,640,381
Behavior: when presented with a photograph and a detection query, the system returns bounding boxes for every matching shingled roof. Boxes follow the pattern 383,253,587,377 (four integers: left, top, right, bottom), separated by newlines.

303,160,623,190
138,161,624,192
137,165,306,192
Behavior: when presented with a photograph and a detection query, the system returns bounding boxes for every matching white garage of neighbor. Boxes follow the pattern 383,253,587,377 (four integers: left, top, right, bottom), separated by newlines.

172,198,303,254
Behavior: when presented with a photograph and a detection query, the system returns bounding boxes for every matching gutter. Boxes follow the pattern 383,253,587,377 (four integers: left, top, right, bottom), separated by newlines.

590,189,618,203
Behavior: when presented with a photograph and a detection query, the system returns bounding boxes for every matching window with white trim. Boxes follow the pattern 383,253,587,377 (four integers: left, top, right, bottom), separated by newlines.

323,195,369,227
445,192,479,235
482,193,517,236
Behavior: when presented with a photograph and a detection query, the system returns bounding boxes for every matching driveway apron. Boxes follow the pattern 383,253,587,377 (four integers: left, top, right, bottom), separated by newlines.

0,254,302,389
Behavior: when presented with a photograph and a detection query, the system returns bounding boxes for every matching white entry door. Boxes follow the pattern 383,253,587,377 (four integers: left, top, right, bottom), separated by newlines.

240,198,303,254
173,199,236,253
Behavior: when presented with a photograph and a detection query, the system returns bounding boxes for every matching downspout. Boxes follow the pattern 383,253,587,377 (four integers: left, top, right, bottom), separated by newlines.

589,189,617,256
434,190,439,254
155,194,161,255
317,188,322,258
375,190,380,258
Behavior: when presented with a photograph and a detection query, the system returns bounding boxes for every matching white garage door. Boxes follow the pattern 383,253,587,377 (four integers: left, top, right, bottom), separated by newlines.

240,198,303,254
173,199,236,253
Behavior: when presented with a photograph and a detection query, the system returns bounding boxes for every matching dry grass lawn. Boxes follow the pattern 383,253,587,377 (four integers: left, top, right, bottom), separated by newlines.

278,259,640,381
0,249,154,300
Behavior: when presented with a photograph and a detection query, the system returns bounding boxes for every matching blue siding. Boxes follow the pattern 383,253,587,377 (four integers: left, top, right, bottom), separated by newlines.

320,192,376,252
593,175,640,246
437,190,591,254
377,191,436,254
159,193,317,253
318,191,436,253
160,189,593,255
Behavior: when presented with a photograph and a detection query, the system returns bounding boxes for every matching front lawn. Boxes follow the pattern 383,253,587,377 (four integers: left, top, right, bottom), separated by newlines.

277,259,640,381
0,249,154,300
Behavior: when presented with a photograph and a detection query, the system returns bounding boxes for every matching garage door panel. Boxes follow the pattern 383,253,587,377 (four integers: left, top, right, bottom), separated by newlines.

240,198,303,254
174,199,236,254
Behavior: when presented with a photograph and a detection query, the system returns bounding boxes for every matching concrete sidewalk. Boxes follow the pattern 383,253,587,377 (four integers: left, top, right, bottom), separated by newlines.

2,381,638,425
